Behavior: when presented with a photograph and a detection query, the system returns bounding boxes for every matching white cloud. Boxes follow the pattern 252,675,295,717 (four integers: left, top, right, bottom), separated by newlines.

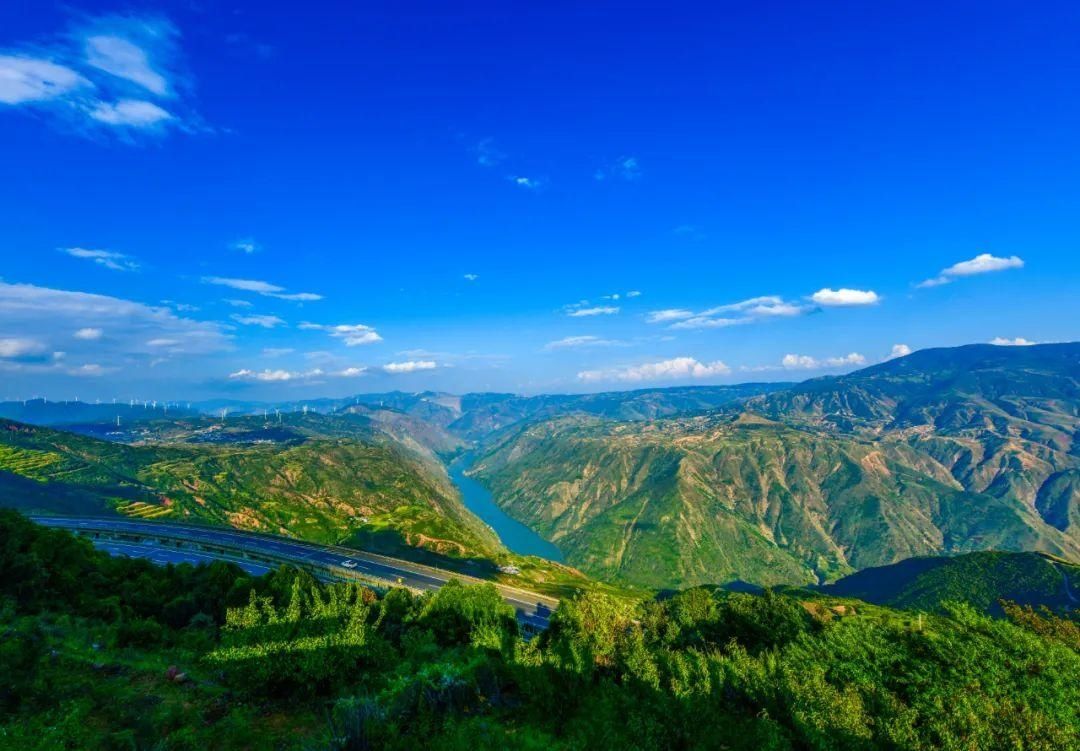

336,366,367,377
300,322,382,346
0,15,195,137
579,356,730,383
74,327,103,340
69,363,106,377
146,338,179,347
989,337,1038,346
566,305,619,317
0,338,47,359
262,347,294,357
231,314,285,328
231,238,259,254
85,33,169,96
781,352,866,370
669,316,744,330
61,247,139,271
509,175,543,190
0,282,229,372
544,335,621,351
229,368,305,382
202,276,322,302
0,55,89,104
224,299,253,308
648,295,811,329
646,308,694,323
88,98,171,127
919,253,1024,287
383,360,437,374
810,288,880,306
889,343,912,359
626,290,642,298
463,273,479,281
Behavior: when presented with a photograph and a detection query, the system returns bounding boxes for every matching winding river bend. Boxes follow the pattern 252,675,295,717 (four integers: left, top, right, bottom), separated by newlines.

449,455,564,562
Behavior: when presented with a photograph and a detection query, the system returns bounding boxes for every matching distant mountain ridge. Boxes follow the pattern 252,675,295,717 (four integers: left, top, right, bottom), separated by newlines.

470,343,1080,588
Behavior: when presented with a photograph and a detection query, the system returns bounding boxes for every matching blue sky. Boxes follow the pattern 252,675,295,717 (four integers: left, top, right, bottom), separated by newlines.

1,1,1078,400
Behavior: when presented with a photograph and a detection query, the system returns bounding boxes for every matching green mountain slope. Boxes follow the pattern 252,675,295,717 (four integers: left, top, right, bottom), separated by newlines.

472,343,1080,588
0,418,500,559
821,550,1080,615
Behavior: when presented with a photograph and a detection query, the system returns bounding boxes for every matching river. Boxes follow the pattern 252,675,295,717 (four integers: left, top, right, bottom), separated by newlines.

449,456,564,562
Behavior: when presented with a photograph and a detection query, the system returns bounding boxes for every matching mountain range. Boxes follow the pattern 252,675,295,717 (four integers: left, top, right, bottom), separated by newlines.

1,342,1077,591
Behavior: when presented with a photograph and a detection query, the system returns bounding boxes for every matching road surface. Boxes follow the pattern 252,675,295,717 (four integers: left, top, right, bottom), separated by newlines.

32,516,558,629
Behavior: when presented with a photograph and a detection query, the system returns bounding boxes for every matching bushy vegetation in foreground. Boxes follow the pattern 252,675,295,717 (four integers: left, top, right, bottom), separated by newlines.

1,510,1077,750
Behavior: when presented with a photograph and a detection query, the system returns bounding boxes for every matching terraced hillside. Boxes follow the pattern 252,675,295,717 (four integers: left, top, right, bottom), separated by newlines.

0,418,500,560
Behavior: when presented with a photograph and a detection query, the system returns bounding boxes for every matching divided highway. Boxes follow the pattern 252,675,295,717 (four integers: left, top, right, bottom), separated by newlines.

32,516,558,630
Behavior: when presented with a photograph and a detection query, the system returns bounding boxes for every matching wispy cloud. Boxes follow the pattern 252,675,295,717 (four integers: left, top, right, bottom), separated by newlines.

463,273,479,281
809,288,880,306
564,300,620,317
299,322,382,346
0,281,229,377
544,335,623,351
202,276,322,302
230,238,260,254
0,14,200,137
261,347,294,358
0,338,48,359
474,138,505,167
579,356,730,383
594,156,641,181
61,247,139,271
231,314,285,328
919,253,1024,288
648,295,809,330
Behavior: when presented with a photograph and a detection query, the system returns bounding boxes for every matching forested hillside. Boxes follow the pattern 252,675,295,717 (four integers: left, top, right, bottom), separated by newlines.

1,512,1077,750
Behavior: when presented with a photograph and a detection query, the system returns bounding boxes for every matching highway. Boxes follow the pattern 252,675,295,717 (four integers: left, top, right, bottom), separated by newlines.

32,516,558,629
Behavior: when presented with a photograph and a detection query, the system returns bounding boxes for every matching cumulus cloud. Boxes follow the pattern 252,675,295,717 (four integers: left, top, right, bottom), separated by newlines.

382,360,437,374
74,327,103,340
231,314,285,328
0,14,199,137
781,352,866,370
463,273,479,281
889,343,912,359
989,337,1038,346
578,356,730,383
919,253,1024,287
202,276,322,302
810,288,880,306
299,322,382,346
229,368,310,382
61,247,139,271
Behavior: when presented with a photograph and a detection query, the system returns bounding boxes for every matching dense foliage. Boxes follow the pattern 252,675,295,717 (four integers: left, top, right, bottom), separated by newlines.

2,511,1078,750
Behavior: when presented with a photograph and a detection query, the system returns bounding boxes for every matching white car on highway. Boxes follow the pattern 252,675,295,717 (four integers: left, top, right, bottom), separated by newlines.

340,559,358,569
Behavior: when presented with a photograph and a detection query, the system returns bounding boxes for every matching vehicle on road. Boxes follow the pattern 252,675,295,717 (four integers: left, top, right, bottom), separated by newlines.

340,559,358,568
